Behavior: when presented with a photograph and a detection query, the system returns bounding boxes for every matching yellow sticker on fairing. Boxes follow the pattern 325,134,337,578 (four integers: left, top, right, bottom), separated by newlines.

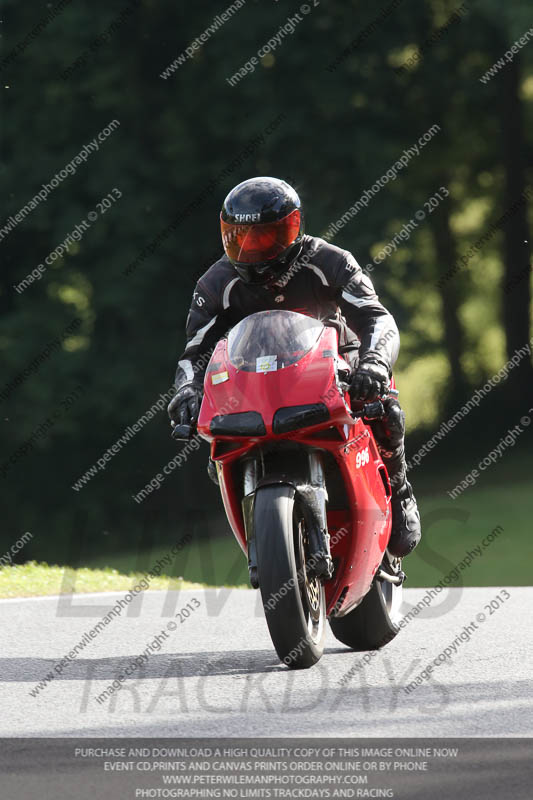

256,355,277,373
211,371,229,385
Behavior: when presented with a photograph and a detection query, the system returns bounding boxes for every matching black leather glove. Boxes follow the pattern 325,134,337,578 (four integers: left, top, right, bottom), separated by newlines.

350,360,390,402
167,385,202,427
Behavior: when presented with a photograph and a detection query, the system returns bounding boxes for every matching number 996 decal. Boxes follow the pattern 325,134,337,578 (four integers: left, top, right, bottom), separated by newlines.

355,446,370,468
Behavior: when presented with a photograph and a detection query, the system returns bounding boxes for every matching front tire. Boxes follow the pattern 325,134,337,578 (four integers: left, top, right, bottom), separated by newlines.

254,484,326,669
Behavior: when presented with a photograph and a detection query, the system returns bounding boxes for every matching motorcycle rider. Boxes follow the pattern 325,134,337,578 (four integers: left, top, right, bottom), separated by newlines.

168,177,421,561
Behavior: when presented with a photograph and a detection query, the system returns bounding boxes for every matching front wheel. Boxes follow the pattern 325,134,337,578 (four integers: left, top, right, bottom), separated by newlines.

254,484,326,669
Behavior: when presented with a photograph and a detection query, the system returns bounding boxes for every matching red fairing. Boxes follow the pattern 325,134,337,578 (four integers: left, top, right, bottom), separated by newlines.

196,312,392,617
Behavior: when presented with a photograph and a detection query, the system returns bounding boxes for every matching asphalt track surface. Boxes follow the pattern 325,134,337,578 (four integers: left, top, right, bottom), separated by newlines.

0,586,531,737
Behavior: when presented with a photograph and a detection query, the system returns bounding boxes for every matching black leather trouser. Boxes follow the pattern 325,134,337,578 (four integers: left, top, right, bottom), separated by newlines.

370,397,407,491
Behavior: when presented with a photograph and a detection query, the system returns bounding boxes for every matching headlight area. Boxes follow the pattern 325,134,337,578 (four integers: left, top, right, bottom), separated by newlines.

273,403,330,434
210,411,266,436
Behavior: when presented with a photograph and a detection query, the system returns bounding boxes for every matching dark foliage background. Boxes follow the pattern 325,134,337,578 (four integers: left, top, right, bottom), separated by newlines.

1,0,531,574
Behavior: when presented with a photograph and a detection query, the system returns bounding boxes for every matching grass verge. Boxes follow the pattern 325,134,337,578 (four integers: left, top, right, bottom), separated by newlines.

0,561,205,599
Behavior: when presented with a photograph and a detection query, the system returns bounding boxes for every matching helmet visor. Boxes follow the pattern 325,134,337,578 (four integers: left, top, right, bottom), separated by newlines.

221,209,301,264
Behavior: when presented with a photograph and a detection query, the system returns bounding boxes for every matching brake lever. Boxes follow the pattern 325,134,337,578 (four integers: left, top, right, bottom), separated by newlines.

350,400,384,421
171,422,197,441
351,388,396,421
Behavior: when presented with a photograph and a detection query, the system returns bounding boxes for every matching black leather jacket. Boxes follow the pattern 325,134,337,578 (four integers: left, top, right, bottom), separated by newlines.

175,235,399,390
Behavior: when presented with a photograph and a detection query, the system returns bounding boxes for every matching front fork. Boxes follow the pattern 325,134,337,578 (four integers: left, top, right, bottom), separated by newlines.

241,458,259,587
297,453,333,579
241,450,333,586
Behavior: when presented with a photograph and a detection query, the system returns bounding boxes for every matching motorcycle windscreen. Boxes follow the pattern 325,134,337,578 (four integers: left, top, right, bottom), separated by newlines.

227,310,324,372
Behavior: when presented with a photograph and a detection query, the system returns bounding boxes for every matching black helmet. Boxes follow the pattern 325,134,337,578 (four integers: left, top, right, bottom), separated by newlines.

220,176,304,285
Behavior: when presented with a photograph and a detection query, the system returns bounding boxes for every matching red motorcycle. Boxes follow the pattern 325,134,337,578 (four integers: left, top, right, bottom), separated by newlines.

175,309,404,669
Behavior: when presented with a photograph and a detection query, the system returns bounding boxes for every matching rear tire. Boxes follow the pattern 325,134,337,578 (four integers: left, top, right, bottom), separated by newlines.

254,484,326,669
329,554,403,651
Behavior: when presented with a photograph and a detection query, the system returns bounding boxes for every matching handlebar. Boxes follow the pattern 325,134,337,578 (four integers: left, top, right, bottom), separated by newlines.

170,381,398,439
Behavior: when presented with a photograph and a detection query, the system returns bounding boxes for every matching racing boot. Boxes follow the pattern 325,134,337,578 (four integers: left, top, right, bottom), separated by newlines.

370,397,421,557
388,474,421,557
